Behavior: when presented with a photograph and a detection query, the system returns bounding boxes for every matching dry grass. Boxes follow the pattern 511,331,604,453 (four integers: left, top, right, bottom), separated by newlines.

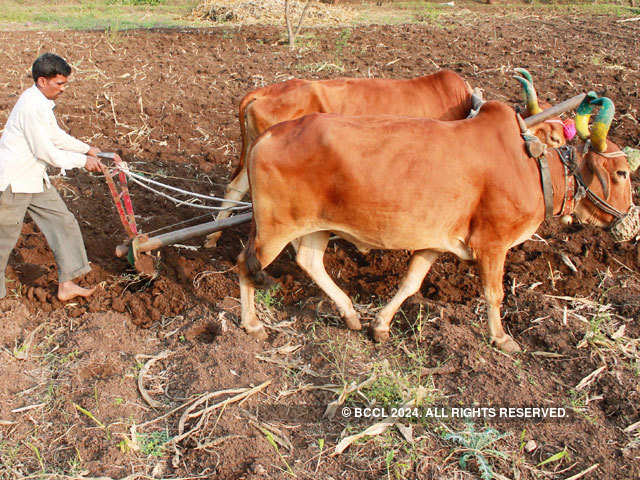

191,0,358,26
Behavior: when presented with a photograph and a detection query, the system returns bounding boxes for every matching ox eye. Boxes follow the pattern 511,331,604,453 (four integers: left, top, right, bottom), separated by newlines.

616,170,628,179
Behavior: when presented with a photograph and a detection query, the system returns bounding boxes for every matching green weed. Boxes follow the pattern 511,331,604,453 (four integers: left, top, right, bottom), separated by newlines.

335,29,352,58
137,430,171,457
0,0,198,30
256,284,282,309
360,374,404,408
567,389,597,424
0,441,21,471
443,421,509,480
108,0,162,5
25,441,45,472
260,428,295,477
537,447,569,468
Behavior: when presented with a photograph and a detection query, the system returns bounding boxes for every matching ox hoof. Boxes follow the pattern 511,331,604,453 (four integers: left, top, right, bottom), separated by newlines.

245,324,268,340
493,335,521,353
370,326,390,343
204,231,221,248
345,313,362,330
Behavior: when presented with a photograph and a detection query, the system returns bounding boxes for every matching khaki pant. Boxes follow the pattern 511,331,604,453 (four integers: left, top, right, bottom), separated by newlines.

0,186,91,298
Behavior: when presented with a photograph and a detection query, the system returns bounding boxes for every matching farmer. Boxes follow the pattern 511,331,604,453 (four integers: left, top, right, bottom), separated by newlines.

0,53,117,301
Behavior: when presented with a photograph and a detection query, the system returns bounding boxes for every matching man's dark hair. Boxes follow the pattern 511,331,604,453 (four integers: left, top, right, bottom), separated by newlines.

32,53,71,83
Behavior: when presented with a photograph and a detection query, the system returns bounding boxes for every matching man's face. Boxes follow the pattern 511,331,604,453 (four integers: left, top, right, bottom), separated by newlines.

36,74,69,100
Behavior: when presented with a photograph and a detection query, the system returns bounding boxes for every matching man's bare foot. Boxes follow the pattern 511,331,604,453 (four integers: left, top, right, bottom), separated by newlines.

57,281,96,301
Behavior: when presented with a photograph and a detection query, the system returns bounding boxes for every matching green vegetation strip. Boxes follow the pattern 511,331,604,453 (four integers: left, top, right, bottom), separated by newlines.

2,1,638,31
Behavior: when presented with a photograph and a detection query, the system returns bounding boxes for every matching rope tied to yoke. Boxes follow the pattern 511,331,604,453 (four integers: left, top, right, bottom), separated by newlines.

98,152,253,240
99,155,252,212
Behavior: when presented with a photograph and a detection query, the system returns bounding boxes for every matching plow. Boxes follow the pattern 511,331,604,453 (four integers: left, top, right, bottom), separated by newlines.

96,151,252,276
97,92,589,276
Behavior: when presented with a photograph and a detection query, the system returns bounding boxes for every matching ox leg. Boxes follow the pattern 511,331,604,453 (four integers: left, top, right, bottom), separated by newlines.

295,232,361,330
371,250,439,342
237,229,295,339
477,249,521,353
204,169,250,248
237,249,268,339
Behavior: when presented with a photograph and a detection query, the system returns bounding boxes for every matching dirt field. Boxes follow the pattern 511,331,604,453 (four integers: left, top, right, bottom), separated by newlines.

1,5,639,480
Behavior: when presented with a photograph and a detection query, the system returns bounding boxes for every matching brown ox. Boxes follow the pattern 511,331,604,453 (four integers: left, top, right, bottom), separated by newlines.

237,99,635,352
205,70,475,246
207,69,568,247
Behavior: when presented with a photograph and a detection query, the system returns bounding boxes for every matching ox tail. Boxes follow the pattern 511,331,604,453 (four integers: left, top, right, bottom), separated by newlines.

241,230,273,288
232,96,259,179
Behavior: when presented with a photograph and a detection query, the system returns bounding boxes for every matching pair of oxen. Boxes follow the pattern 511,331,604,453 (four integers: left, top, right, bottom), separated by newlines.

211,68,637,353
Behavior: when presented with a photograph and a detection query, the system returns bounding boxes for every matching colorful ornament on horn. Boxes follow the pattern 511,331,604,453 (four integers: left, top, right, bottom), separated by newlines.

589,97,614,153
575,91,599,141
513,68,542,115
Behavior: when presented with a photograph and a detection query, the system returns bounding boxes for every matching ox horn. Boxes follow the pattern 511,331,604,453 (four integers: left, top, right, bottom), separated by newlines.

514,67,534,84
588,97,615,153
513,73,542,115
523,93,587,128
584,97,615,200
575,91,599,140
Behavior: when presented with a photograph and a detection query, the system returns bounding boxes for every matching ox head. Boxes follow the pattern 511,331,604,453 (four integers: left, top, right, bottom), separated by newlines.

514,68,574,148
572,95,638,240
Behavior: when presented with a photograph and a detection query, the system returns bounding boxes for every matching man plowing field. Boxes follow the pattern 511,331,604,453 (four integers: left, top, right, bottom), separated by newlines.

0,53,121,302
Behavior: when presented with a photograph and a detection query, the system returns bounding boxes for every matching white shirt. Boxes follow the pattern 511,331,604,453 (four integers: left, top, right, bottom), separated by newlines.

0,85,89,193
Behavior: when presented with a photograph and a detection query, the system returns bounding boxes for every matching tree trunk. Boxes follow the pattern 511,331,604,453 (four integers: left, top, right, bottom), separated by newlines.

284,0,312,49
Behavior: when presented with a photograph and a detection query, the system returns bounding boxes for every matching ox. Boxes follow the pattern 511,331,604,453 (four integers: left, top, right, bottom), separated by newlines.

236,96,636,352
207,69,570,247
205,70,475,247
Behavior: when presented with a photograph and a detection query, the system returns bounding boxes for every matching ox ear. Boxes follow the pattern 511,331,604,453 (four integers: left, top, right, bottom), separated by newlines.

513,74,541,115
589,97,615,153
575,91,599,141
587,155,610,200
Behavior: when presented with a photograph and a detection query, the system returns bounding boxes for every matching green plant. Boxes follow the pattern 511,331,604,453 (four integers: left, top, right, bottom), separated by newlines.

137,430,171,457
567,389,597,424
25,441,45,472
385,449,395,480
260,428,295,477
106,20,124,45
0,441,21,471
359,375,403,408
256,284,282,309
335,29,352,57
443,421,509,480
108,0,162,5
537,447,569,468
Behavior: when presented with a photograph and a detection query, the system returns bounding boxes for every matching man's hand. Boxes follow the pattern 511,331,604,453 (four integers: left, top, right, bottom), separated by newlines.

86,146,101,157
84,155,103,172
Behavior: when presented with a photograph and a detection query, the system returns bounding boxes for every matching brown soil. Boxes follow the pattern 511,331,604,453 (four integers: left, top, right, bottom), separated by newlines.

1,6,639,480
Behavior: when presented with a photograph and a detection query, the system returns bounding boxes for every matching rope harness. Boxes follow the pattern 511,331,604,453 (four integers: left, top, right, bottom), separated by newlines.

515,116,638,241
527,140,639,242
97,152,252,240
